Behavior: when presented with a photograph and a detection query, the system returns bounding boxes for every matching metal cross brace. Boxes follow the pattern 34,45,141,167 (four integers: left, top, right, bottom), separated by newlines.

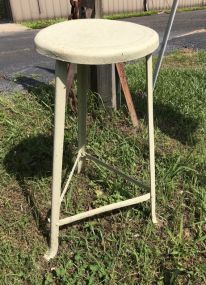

58,150,151,227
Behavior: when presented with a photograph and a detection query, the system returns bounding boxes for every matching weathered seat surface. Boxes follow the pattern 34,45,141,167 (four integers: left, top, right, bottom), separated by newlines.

35,19,159,65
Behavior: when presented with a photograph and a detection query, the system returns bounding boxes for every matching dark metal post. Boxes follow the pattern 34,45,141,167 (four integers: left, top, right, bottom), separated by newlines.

144,0,148,12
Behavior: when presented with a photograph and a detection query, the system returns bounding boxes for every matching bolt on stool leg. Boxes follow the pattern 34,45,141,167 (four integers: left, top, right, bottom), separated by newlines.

77,64,89,174
146,54,157,224
45,60,67,260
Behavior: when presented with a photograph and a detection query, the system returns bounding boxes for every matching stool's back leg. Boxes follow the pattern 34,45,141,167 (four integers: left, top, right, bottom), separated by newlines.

146,54,157,224
77,64,89,173
45,60,67,260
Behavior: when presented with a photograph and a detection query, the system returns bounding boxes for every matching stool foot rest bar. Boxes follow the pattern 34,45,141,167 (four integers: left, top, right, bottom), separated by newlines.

59,193,151,226
58,150,152,227
44,147,157,261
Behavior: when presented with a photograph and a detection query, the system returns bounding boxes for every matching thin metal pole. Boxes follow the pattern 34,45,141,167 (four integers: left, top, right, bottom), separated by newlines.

86,153,150,190
146,54,157,224
112,63,117,110
77,64,89,173
153,0,179,89
44,60,67,261
60,151,82,202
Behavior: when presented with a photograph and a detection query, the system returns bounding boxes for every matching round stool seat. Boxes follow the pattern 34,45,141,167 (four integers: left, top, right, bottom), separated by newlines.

35,19,159,65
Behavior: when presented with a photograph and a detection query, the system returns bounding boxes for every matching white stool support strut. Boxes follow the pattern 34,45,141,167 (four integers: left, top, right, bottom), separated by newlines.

146,54,157,224
44,60,67,261
77,64,89,173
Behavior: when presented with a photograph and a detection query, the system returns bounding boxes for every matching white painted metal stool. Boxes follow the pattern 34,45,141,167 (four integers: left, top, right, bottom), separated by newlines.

35,19,159,260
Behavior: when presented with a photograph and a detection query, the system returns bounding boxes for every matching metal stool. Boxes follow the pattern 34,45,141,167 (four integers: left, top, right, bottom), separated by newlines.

35,19,159,260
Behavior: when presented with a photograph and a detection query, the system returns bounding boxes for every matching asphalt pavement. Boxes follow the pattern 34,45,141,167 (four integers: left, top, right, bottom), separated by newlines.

0,10,205,92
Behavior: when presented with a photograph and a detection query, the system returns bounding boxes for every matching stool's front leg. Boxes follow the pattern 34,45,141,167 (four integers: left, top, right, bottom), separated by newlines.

146,54,157,224
77,65,89,173
45,60,67,260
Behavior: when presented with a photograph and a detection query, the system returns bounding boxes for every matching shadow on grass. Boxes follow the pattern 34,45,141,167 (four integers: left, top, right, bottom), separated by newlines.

4,134,73,239
134,96,199,146
15,75,55,111
15,75,199,146
160,267,186,285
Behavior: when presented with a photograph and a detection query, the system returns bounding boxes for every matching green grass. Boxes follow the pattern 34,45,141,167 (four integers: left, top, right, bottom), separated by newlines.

20,6,206,29
105,6,206,20
0,50,206,284
174,5,206,13
20,18,65,29
105,10,158,20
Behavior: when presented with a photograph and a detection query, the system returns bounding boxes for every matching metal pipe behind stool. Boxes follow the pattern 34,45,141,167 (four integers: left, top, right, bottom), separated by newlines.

153,0,179,89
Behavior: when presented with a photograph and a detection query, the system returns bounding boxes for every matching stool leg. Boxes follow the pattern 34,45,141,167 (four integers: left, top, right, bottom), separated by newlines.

45,60,67,260
146,54,157,224
77,64,89,173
